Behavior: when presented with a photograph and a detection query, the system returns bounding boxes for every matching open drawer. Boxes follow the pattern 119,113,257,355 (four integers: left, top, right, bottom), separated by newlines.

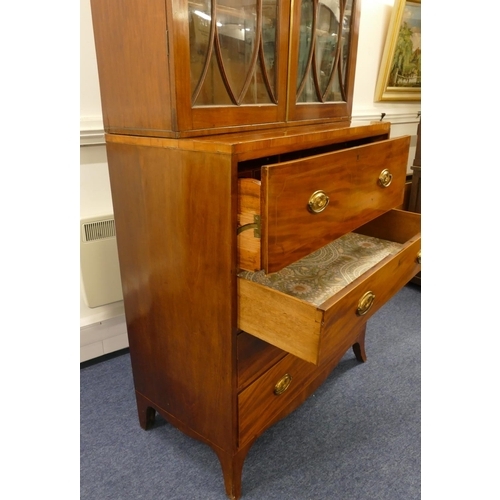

237,136,411,273
237,209,421,366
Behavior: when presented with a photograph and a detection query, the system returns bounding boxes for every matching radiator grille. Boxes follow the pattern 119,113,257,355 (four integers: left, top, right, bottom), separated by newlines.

82,219,116,242
80,215,123,308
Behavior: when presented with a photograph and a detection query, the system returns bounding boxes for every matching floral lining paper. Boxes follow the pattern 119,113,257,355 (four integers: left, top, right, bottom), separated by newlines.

238,233,403,306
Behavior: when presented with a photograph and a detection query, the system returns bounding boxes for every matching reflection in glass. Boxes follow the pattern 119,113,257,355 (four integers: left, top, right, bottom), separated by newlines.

297,0,353,103
297,0,314,102
188,1,278,106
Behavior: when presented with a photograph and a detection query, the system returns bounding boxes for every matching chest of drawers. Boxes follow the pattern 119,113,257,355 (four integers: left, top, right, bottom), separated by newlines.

105,121,421,499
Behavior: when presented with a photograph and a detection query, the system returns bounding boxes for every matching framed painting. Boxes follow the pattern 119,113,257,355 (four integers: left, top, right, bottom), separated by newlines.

375,0,421,101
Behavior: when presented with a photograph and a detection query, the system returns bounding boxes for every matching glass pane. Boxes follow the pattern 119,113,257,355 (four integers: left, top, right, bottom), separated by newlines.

188,0,278,106
217,0,257,101
241,66,273,104
297,0,353,103
299,71,320,103
296,0,314,99
261,1,278,100
340,0,353,91
189,1,212,100
315,2,339,96
197,51,233,105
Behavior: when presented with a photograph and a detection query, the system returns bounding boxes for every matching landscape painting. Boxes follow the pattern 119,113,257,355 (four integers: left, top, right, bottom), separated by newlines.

375,0,421,101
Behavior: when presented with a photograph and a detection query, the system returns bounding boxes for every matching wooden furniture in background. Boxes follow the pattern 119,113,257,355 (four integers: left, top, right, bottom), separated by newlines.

90,2,421,498
408,118,421,214
408,118,421,285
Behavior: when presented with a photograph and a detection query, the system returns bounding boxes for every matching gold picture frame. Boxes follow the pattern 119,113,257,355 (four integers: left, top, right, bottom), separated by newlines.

375,0,421,102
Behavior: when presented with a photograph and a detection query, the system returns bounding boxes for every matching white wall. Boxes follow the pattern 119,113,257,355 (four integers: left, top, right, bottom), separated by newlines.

80,0,104,139
80,0,124,360
80,0,421,358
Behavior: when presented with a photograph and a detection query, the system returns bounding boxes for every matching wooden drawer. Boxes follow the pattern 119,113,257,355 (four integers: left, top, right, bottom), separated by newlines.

237,136,411,273
238,209,421,365
238,352,318,446
237,332,287,392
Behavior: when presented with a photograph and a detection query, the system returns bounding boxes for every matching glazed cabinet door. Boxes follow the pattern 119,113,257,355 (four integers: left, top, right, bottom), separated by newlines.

172,0,291,135
177,0,361,132
287,0,360,124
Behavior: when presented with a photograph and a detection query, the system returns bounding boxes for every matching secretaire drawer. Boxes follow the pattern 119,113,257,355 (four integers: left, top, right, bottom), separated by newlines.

237,209,421,366
237,136,411,273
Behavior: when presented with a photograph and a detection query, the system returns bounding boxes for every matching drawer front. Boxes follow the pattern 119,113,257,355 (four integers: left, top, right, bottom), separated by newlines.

261,136,410,273
238,210,420,365
318,235,421,363
238,353,317,446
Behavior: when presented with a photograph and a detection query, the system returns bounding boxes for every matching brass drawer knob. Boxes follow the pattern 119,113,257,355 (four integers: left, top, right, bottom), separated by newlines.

274,373,292,395
357,291,375,316
417,250,421,264
378,169,393,188
308,190,329,213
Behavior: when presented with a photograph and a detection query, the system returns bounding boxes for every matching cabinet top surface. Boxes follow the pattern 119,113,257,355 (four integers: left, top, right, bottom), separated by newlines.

105,121,392,158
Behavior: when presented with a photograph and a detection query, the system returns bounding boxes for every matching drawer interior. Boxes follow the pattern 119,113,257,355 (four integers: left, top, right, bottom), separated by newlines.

237,209,421,365
238,232,403,307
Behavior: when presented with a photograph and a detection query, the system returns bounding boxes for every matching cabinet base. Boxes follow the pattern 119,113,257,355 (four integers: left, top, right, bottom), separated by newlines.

133,325,367,499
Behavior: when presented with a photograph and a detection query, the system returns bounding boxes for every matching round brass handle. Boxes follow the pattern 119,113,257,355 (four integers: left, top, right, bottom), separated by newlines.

308,190,329,214
357,291,376,316
274,373,292,395
417,250,421,264
378,169,393,188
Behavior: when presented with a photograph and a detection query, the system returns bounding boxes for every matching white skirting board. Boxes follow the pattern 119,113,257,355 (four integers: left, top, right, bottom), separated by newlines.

80,312,128,363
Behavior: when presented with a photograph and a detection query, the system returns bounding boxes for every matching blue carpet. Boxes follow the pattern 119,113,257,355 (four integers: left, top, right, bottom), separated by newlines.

81,283,420,499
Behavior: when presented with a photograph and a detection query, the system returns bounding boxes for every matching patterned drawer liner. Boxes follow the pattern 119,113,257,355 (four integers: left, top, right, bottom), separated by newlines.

238,233,403,306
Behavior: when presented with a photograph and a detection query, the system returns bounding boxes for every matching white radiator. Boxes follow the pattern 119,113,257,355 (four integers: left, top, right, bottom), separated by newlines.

80,215,123,308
